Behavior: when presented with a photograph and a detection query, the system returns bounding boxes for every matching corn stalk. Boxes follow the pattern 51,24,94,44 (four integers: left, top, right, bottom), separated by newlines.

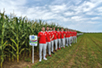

0,12,8,68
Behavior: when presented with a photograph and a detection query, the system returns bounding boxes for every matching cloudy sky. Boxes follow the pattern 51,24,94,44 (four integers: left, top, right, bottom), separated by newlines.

0,0,102,32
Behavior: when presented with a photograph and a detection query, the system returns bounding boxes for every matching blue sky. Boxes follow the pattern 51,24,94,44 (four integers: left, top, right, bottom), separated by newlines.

0,0,102,32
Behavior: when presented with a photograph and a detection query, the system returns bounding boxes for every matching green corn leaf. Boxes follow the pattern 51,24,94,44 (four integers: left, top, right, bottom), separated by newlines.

8,44,17,51
2,41,8,49
0,46,2,50
10,38,17,46
7,50,16,58
19,48,25,54
11,30,17,37
20,33,26,39
25,48,30,51
21,40,25,45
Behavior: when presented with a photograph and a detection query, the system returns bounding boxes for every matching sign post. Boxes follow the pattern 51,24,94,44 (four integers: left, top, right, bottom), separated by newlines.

32,46,34,63
29,35,37,63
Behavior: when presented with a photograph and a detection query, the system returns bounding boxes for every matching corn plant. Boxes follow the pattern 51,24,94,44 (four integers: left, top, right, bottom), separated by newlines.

0,11,77,68
0,12,9,68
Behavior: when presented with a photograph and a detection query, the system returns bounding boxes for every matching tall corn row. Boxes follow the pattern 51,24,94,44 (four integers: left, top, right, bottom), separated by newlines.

0,12,63,68
0,12,8,68
8,16,33,62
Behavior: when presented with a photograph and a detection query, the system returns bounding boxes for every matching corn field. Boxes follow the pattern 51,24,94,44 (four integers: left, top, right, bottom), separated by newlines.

0,11,72,68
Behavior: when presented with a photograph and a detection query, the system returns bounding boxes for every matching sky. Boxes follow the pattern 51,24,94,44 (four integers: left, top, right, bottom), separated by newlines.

0,0,102,32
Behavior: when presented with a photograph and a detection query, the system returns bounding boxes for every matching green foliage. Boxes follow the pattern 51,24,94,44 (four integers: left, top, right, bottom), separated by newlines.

0,12,79,68
24,57,31,62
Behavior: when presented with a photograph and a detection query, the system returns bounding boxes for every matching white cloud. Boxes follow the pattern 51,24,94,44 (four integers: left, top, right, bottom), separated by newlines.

59,17,70,22
51,0,66,5
97,7,102,12
64,12,74,16
73,0,82,5
71,16,80,19
86,21,99,24
71,16,88,21
49,4,67,13
74,1,95,12
85,11,102,15
83,2,95,12
86,11,95,15
73,0,102,14
91,17,101,20
90,0,102,3
0,0,27,17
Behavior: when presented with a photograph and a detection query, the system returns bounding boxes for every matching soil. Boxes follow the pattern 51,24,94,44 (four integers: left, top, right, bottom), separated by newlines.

3,53,39,68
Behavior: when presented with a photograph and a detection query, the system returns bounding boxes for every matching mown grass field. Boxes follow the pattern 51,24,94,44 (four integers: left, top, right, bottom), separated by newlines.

24,33,102,68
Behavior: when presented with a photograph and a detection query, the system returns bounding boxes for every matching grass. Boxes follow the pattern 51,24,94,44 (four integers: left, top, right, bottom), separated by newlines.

24,57,31,62
30,33,102,68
